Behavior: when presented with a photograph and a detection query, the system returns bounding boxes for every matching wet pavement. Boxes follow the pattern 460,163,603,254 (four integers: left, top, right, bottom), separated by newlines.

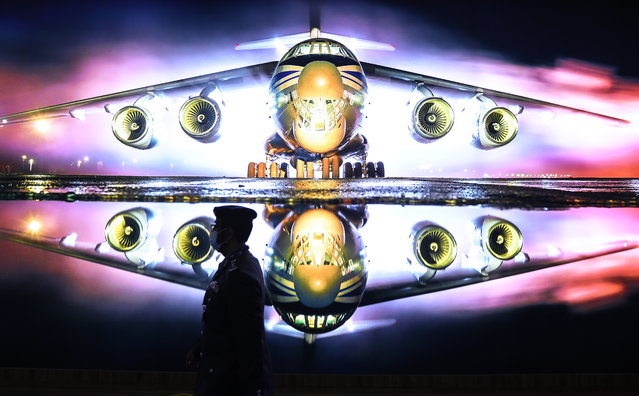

1,175,638,208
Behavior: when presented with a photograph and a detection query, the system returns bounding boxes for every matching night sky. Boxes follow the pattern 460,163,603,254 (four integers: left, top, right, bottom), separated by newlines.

1,1,636,76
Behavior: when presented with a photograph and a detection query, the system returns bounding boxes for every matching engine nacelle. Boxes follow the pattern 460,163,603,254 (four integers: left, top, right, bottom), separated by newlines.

104,207,157,252
408,84,454,143
408,221,457,283
470,95,518,149
110,93,165,149
111,105,157,149
104,207,162,268
172,216,215,264
473,215,523,261
179,96,222,143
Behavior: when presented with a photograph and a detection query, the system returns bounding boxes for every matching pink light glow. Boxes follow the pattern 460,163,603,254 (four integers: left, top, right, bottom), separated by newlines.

555,281,626,308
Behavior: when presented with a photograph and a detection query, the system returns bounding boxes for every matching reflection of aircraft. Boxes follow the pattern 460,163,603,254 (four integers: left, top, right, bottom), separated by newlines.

0,24,629,178
1,204,637,344
262,205,368,343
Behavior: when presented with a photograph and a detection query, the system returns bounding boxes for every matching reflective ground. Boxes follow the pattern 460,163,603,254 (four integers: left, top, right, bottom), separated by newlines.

1,176,639,375
1,175,638,207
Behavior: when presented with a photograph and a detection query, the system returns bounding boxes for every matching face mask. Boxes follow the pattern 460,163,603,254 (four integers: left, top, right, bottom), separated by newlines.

210,228,229,251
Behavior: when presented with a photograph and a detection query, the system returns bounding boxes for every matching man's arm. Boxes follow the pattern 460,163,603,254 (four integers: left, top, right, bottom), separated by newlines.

227,269,267,395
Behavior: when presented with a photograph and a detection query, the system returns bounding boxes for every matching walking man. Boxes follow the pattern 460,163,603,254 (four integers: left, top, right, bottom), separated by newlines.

188,205,273,396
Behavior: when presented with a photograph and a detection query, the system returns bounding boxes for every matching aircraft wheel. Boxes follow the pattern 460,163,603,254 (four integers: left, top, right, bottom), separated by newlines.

322,158,330,178
296,160,304,178
257,162,266,178
269,162,279,178
344,162,353,178
366,162,376,178
353,162,363,178
306,161,315,178
331,156,340,178
247,162,257,178
376,161,385,178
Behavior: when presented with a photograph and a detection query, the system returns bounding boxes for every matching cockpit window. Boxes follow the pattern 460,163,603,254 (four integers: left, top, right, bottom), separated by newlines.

282,40,356,61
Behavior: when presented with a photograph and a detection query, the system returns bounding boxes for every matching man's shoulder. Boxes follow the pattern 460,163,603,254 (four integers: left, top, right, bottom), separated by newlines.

227,249,261,280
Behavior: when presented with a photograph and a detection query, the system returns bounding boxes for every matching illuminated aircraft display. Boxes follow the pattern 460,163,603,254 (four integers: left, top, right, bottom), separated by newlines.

1,202,637,344
0,27,629,179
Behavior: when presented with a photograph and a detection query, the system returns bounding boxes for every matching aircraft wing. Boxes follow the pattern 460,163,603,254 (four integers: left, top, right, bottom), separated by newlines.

359,240,639,307
0,62,278,125
0,227,210,290
3,225,637,309
361,62,630,124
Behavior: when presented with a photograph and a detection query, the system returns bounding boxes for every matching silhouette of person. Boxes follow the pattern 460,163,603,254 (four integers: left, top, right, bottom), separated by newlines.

188,205,273,396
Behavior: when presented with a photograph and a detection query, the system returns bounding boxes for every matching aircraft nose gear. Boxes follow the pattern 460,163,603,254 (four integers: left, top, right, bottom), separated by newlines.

295,159,315,178
321,156,342,178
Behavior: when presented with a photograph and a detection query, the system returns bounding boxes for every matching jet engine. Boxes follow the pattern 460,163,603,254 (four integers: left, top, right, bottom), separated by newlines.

408,221,457,283
104,207,162,268
471,95,519,149
408,83,454,143
105,207,156,252
465,215,523,275
110,93,162,149
172,216,215,264
178,84,223,143
473,215,523,261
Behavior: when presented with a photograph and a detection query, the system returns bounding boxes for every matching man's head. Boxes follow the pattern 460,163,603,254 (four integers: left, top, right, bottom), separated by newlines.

213,205,257,245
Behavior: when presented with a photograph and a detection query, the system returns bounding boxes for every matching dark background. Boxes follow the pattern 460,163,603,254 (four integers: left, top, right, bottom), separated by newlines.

1,1,637,77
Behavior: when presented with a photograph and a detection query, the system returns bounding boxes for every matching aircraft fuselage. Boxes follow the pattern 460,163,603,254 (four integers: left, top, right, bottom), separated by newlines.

268,39,368,158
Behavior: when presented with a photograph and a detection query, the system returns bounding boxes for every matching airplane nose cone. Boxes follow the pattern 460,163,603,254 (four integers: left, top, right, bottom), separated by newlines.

292,209,345,242
297,61,344,100
293,265,342,308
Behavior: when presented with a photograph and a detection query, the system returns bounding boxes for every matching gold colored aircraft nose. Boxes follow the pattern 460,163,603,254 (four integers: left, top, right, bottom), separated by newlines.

293,265,342,308
292,209,345,243
297,61,344,100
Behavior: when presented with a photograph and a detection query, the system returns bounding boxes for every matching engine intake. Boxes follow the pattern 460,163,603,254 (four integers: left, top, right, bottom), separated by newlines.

105,208,154,252
470,95,519,149
172,217,214,264
474,215,523,260
479,107,518,148
179,97,222,143
410,97,455,141
411,222,457,270
111,105,157,149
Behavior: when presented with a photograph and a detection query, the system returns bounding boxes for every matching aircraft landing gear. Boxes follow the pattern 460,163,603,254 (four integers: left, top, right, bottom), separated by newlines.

367,161,385,178
343,161,385,178
247,162,289,178
321,156,341,178
295,159,315,178
247,157,383,178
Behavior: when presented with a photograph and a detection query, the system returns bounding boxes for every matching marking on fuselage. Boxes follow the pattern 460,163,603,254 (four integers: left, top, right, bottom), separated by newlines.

339,272,364,290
